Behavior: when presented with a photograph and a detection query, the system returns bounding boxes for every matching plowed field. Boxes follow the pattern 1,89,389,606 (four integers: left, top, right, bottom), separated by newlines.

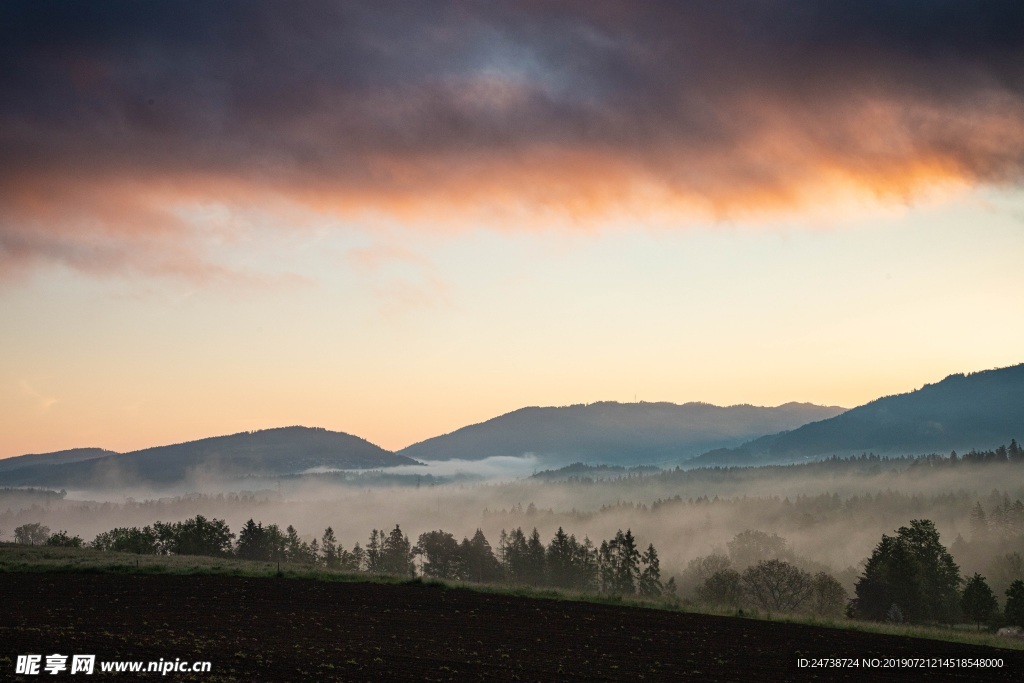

1,573,1021,681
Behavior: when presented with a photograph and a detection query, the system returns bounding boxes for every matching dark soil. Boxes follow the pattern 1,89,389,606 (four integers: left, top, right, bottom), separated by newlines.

1,572,1021,681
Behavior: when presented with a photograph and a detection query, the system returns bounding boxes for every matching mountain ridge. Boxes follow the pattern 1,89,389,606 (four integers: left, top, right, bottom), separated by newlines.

0,447,117,473
0,426,418,488
689,363,1024,466
397,401,847,466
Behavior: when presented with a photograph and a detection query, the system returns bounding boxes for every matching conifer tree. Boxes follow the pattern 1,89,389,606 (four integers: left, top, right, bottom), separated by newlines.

575,537,599,593
461,529,501,584
546,527,575,589
969,502,988,540
614,529,641,595
525,528,546,586
366,529,382,573
381,524,415,577
502,528,530,585
236,519,267,560
962,574,998,630
322,527,339,568
1004,580,1024,627
350,542,365,572
639,543,663,597
852,520,961,623
284,525,305,563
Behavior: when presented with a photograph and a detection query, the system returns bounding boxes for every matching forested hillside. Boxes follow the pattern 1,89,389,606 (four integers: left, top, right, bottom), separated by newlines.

0,427,417,489
399,401,844,465
692,364,1024,465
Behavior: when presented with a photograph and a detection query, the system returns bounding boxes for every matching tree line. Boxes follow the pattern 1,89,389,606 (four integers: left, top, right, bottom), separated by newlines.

685,521,1024,628
85,517,669,597
849,519,1024,629
967,495,1024,541
17,513,1023,628
679,529,848,618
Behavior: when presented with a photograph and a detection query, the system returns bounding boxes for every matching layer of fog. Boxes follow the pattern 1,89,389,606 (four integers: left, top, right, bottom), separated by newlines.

3,460,1023,597
305,455,545,481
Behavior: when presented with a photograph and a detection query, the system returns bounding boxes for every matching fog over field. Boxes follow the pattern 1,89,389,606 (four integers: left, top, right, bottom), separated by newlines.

5,4,1024,673
6,455,1022,601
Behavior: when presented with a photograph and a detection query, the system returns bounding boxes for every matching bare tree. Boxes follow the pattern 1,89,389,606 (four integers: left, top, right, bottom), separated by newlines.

742,559,813,612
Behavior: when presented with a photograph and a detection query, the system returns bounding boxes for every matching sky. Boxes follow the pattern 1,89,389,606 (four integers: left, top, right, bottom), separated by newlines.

2,1,1024,457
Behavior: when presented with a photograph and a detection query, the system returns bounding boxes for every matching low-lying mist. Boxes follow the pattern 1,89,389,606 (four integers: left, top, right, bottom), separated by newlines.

314,455,546,481
3,457,1022,599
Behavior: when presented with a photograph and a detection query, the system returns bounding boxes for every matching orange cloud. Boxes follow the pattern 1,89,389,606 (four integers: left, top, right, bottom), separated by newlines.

2,2,1023,278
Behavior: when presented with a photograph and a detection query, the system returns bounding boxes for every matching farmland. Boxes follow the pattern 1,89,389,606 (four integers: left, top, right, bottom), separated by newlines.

2,568,1022,681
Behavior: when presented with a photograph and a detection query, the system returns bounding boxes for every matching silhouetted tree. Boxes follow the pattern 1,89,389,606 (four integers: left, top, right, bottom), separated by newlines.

236,519,268,560
264,524,286,561
497,529,509,569
153,515,234,557
322,527,339,568
92,526,159,554
852,520,960,624
416,530,462,579
639,543,662,598
366,529,382,573
1005,580,1024,627
809,572,847,618
683,554,733,596
284,525,308,563
573,537,599,592
524,528,546,586
380,524,415,577
742,559,813,613
14,523,50,545
698,569,743,608
600,529,640,595
598,539,615,592
460,529,502,584
961,574,998,630
45,530,83,547
350,542,365,572
546,527,575,589
501,528,530,585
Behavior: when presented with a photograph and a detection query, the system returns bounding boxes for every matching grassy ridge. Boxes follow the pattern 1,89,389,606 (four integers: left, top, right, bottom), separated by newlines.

2,542,1021,652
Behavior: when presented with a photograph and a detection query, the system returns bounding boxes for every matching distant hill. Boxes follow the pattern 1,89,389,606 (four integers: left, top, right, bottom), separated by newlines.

397,401,846,466
690,364,1024,466
0,447,117,473
0,427,418,488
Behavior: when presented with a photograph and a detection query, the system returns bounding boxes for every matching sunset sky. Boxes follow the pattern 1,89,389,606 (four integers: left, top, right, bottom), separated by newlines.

2,1,1023,457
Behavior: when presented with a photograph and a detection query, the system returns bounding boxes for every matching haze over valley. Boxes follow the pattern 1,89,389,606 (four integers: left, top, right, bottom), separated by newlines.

4,363,1024,617
3,2,1024,673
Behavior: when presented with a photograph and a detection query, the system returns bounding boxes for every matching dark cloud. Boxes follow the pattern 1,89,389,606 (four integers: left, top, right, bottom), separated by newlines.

2,1,1023,276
